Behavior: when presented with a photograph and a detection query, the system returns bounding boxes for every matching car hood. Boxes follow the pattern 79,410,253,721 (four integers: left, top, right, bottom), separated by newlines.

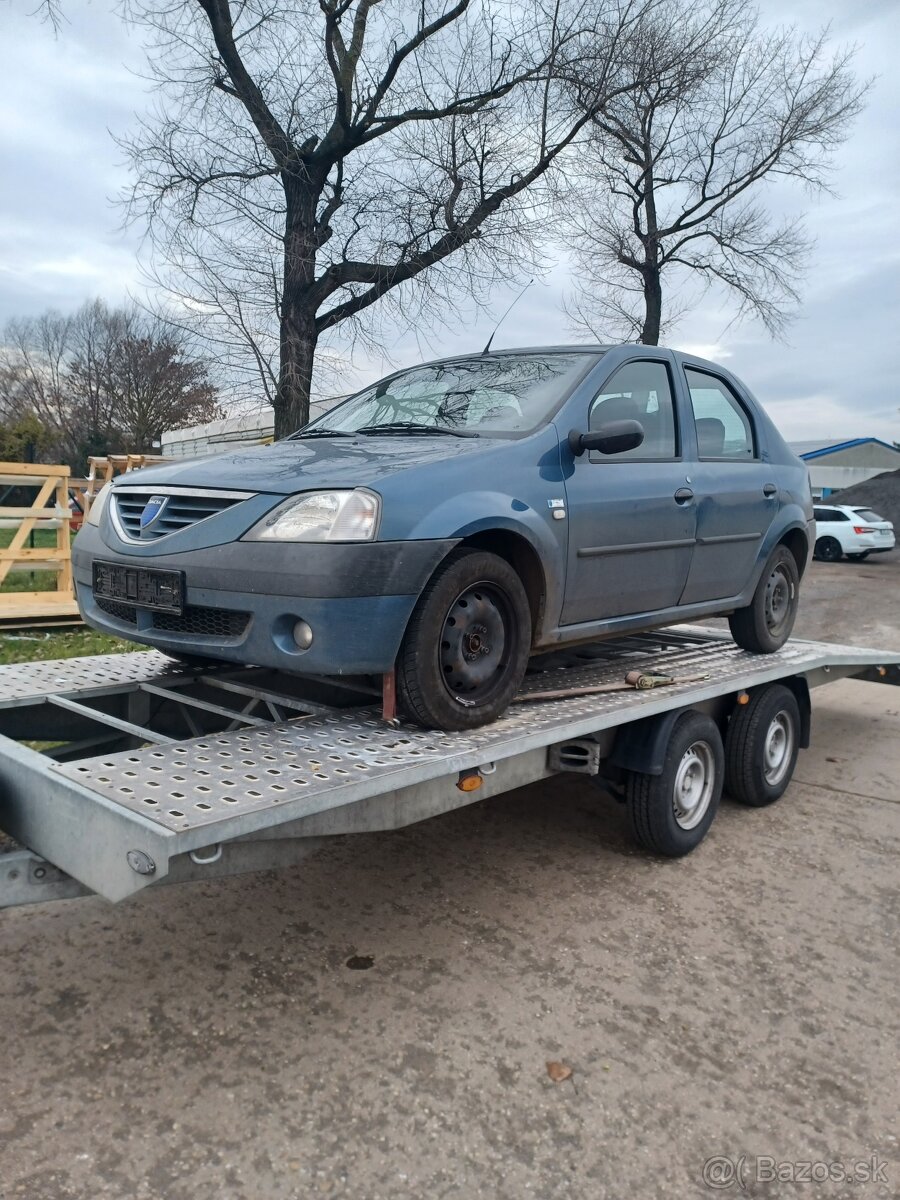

119,435,496,495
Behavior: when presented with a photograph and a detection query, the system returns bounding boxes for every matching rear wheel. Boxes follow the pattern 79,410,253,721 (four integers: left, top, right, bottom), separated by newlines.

815,536,842,562
729,544,799,653
725,684,801,806
624,711,724,856
846,551,869,562
397,549,531,730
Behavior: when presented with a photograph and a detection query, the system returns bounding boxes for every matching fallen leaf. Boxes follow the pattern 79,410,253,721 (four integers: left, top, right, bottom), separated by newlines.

546,1060,573,1083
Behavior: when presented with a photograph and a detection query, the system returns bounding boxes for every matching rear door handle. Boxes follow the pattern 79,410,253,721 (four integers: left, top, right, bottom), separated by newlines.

674,488,694,504
763,483,778,498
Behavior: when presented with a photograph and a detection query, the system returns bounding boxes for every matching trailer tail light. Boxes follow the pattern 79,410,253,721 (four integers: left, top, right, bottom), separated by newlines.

853,526,875,534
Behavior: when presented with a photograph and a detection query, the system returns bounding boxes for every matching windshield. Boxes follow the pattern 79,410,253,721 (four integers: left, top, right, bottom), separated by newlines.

297,352,599,438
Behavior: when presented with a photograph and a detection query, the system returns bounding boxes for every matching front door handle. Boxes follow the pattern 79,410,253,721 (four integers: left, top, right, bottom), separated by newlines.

674,487,694,504
763,483,778,498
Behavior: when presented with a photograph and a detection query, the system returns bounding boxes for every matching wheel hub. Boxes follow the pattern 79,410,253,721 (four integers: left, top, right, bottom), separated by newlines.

765,565,793,632
672,741,715,830
440,584,511,698
763,711,794,785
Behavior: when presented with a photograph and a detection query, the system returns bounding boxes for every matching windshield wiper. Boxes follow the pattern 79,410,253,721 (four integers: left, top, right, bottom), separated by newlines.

354,422,479,438
291,427,355,439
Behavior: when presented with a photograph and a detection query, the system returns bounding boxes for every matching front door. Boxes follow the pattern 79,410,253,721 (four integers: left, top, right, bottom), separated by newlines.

678,366,777,604
560,357,697,626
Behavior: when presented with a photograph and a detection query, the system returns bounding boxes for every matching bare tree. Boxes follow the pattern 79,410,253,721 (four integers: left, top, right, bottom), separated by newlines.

563,0,867,345
119,0,657,435
0,300,221,466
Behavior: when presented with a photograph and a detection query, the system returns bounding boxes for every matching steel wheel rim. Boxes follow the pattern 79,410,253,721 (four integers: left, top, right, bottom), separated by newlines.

439,581,516,705
672,740,715,830
763,711,794,786
764,564,794,634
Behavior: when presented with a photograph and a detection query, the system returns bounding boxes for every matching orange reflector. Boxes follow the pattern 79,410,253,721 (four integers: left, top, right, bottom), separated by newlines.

878,666,887,677
737,691,750,705
457,771,483,793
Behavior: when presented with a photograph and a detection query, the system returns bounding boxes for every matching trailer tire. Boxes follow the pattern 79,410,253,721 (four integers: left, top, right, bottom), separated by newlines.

397,549,531,730
725,684,800,806
729,544,799,653
625,711,723,856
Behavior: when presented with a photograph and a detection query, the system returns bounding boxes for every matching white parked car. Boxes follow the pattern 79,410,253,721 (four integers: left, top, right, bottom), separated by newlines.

813,503,896,562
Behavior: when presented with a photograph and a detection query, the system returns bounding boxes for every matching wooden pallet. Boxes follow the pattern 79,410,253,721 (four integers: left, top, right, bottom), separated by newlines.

0,462,80,623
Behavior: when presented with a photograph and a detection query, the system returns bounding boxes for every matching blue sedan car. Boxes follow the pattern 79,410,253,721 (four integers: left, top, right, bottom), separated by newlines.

74,345,813,729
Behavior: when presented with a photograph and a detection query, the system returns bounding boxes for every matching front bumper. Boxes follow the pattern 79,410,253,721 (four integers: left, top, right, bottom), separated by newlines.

73,526,458,675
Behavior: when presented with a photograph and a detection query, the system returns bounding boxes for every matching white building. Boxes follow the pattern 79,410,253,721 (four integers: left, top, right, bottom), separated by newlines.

161,398,344,459
788,438,900,499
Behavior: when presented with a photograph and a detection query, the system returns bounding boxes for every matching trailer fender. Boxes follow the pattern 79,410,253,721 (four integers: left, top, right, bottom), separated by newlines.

608,708,686,776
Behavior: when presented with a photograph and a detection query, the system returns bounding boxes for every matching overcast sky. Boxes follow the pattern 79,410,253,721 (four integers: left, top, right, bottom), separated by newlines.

1,0,897,442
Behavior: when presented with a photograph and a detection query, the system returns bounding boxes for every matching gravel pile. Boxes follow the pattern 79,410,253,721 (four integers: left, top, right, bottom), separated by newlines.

831,468,900,529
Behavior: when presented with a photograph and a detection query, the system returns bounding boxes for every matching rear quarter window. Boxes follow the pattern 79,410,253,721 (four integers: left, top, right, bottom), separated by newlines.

853,508,884,523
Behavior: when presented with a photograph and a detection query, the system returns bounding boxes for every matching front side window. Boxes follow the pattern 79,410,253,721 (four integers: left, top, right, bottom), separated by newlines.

684,367,756,460
587,360,677,460
297,352,599,438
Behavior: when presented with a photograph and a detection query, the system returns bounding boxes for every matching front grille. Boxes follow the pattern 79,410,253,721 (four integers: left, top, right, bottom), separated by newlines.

112,489,246,541
152,606,250,638
94,595,249,639
95,597,138,625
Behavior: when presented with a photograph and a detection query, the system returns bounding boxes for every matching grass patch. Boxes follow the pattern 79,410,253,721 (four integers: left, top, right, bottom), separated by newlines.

0,526,64,593
0,628,132,665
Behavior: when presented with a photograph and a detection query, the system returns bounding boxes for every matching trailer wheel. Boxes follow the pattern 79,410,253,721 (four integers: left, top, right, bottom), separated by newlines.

728,544,799,653
624,711,723,856
397,549,531,730
725,684,800,806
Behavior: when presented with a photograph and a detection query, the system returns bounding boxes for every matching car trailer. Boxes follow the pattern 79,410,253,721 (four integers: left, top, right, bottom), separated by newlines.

1,626,897,909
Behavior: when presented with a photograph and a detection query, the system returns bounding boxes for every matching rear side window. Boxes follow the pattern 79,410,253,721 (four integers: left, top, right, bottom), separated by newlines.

815,508,848,522
684,367,756,459
588,360,677,460
853,508,884,523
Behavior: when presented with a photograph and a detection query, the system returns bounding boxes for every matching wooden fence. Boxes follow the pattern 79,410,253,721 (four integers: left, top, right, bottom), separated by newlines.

0,462,80,623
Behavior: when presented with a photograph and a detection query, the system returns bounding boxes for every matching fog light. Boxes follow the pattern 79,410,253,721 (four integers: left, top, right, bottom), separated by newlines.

292,619,313,649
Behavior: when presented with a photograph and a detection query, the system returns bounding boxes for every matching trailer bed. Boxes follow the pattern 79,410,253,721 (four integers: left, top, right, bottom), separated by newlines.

1,626,897,906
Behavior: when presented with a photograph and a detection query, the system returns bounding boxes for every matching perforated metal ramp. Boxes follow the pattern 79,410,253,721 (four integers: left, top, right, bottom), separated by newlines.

48,630,891,837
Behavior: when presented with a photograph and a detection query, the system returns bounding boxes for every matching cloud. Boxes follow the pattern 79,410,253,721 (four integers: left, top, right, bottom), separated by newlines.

0,0,896,448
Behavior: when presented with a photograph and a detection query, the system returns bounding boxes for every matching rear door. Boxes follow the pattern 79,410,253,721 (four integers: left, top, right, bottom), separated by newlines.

678,366,776,605
560,356,697,625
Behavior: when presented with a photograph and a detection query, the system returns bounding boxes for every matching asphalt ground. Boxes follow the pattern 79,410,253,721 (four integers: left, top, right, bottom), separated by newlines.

1,551,898,1200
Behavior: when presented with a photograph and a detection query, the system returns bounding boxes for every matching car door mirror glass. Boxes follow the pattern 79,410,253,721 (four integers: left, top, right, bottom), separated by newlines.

569,420,645,457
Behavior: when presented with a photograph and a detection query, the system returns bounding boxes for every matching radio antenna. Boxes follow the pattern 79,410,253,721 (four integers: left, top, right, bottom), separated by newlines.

482,278,534,355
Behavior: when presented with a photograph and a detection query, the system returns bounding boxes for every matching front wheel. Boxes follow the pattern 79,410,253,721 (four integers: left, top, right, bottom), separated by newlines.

729,545,799,654
396,549,531,730
624,711,724,856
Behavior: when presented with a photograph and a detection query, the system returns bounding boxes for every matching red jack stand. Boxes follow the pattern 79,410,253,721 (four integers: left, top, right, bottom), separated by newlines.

381,669,398,724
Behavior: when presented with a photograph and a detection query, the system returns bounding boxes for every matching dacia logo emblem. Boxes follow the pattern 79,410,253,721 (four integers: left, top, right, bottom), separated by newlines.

140,495,168,531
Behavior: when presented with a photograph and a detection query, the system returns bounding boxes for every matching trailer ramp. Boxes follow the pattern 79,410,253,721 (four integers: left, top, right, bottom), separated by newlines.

1,627,897,905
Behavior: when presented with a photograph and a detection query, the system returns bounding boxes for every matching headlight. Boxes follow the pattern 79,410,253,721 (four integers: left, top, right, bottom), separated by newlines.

244,489,380,542
85,483,111,527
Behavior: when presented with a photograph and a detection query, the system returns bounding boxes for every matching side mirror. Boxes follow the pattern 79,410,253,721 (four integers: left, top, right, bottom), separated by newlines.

568,419,645,457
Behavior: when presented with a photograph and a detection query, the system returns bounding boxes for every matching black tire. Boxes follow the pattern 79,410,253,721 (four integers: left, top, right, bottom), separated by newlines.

725,684,801,807
396,549,531,730
729,544,800,653
846,551,869,562
625,711,723,856
814,536,842,562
